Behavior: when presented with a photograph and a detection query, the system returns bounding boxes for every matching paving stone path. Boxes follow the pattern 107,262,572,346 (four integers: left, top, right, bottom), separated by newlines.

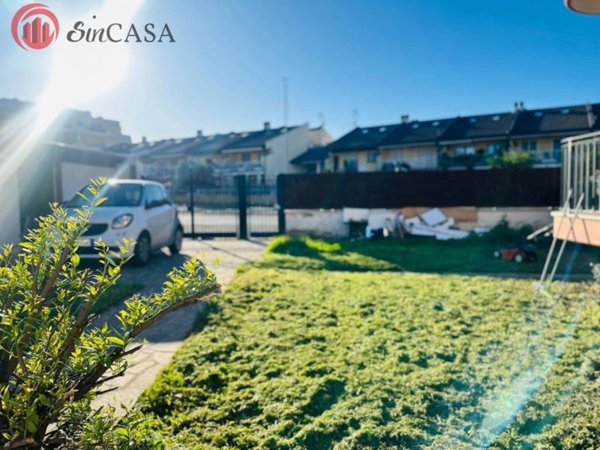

93,238,266,411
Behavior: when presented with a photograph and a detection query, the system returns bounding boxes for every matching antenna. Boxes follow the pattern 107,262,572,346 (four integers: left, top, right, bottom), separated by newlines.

283,77,289,172
318,113,325,128
283,76,289,130
352,109,358,128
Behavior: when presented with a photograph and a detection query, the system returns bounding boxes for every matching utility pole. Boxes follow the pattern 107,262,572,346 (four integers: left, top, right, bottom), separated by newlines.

283,76,289,173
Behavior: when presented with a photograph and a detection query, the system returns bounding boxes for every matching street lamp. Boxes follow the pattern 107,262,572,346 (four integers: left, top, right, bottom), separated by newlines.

565,0,600,14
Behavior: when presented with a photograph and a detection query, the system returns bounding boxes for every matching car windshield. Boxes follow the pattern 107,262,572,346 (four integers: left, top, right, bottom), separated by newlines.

68,183,143,208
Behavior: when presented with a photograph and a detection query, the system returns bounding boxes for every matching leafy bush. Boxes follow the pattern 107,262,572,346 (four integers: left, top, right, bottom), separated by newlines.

489,148,535,169
486,218,533,243
0,181,219,450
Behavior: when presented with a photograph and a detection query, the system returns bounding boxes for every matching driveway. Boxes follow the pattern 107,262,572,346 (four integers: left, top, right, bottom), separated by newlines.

93,238,267,411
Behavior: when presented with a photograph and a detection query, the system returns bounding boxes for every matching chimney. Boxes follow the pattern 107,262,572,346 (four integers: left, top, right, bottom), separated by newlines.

197,129,203,138
519,101,525,111
513,102,519,113
264,121,271,131
141,136,148,144
401,114,410,124
586,103,596,128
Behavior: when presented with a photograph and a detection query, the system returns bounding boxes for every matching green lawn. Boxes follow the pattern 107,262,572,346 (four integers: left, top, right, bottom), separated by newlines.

257,235,599,275
139,264,599,449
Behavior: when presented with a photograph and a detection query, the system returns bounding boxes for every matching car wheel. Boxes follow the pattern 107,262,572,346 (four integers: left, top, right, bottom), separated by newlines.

169,227,183,255
514,252,525,263
134,233,151,266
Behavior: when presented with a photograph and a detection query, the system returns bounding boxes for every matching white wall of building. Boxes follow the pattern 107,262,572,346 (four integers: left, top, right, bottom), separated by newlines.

0,177,22,245
60,161,122,201
264,125,312,178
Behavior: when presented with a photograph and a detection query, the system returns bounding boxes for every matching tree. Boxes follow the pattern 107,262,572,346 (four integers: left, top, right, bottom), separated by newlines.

489,148,535,169
0,180,220,449
175,159,216,192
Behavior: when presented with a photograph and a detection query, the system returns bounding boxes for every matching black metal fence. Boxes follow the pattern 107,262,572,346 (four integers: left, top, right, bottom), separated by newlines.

170,176,280,238
278,168,562,210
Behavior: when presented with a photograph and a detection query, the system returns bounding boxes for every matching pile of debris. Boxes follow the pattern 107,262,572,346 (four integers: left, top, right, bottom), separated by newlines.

343,207,479,241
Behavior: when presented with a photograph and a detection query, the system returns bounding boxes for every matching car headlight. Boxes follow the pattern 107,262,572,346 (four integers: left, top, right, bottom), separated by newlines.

112,213,134,229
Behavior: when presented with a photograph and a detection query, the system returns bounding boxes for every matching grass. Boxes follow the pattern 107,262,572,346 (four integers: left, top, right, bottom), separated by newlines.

258,235,600,275
92,283,144,315
139,266,599,449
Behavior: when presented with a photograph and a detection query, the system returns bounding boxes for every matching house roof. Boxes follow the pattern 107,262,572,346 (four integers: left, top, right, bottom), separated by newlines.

112,125,300,158
291,146,330,165
220,126,298,152
327,124,398,153
439,112,515,143
510,103,600,137
379,118,456,148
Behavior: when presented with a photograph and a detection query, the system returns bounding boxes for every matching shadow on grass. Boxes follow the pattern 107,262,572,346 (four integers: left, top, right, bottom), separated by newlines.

261,236,599,279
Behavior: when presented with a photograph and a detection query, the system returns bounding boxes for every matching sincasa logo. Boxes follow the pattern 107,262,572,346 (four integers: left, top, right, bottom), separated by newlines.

11,3,175,51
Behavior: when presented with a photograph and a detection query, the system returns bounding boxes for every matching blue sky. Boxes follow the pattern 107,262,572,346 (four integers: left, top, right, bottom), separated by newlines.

1,0,600,141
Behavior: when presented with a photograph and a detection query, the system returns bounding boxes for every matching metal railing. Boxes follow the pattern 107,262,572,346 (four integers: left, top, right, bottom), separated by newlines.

561,131,600,211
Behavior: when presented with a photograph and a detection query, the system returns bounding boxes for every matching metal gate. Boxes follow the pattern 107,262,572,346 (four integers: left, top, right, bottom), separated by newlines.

172,176,281,238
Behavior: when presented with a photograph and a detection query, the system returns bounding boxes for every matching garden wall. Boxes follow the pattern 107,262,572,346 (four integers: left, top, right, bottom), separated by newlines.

285,207,553,238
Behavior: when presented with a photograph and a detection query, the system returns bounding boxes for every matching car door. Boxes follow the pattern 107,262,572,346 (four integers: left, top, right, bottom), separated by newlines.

144,185,170,247
159,185,177,239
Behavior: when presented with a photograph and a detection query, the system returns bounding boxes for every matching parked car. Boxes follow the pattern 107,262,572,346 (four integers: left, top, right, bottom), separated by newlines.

67,179,183,265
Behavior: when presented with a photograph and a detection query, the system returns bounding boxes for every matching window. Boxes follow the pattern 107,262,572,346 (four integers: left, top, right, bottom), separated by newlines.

343,159,358,172
469,117,478,123
553,139,562,160
553,139,562,151
145,185,165,208
486,143,502,155
521,140,538,152
455,146,475,156
242,153,252,162
367,151,379,163
492,115,500,121
535,111,543,118
69,183,143,208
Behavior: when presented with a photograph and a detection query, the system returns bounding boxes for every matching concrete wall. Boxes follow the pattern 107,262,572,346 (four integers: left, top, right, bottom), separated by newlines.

286,209,349,238
0,177,22,245
285,207,553,238
60,161,123,201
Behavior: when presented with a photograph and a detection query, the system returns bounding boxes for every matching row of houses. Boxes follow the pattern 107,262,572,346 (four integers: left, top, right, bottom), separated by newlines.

292,102,600,173
110,122,333,186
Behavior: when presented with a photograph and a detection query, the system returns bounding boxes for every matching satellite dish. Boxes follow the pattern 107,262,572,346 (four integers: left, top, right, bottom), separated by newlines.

565,0,600,14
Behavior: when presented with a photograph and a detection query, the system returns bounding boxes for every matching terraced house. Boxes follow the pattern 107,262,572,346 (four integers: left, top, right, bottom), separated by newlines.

312,102,600,172
117,123,332,185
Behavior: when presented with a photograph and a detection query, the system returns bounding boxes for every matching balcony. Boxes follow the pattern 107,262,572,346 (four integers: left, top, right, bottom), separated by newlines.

552,132,600,246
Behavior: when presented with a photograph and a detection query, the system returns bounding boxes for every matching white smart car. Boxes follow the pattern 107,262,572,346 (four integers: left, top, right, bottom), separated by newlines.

67,179,183,265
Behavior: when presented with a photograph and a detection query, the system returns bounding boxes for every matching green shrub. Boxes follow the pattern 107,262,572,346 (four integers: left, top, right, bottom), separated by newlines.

0,180,219,450
489,148,535,169
266,236,341,255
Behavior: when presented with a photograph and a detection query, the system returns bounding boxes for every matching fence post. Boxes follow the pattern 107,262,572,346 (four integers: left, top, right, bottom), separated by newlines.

189,179,196,238
277,174,286,235
236,175,248,240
